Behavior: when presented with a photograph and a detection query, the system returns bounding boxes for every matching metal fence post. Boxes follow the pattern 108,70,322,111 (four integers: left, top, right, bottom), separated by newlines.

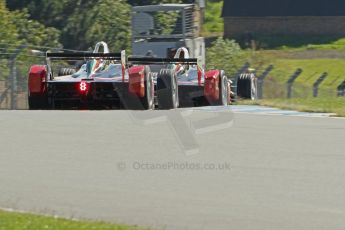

337,80,345,97
10,58,18,110
287,68,303,99
9,44,26,110
257,64,274,99
313,72,328,97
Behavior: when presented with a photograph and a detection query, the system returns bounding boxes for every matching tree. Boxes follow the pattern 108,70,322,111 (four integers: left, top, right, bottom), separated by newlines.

1,0,61,81
206,37,244,77
128,0,183,6
62,0,131,51
0,0,19,45
5,0,204,51
203,0,224,34
11,9,61,48
6,0,73,28
2,0,61,48
0,0,18,79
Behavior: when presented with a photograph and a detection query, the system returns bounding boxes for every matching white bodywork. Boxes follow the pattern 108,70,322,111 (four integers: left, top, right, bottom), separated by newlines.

93,41,110,54
54,42,128,82
168,47,204,85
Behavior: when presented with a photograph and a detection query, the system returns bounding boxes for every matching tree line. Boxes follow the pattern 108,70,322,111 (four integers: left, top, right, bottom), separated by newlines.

1,0,242,77
3,0,194,51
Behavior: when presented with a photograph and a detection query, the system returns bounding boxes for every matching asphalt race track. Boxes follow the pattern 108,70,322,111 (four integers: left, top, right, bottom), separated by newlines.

0,106,345,230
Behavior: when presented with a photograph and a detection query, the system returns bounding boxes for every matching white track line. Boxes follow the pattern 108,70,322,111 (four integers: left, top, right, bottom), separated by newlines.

193,105,339,118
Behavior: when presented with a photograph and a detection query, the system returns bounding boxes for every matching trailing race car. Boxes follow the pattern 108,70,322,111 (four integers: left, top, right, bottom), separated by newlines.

28,42,154,110
129,47,232,109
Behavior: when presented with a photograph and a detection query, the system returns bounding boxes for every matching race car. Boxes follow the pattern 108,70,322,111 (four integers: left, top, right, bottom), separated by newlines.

128,47,232,109
28,42,154,110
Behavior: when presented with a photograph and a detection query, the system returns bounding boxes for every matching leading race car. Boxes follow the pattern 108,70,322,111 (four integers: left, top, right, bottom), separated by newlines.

28,42,154,110
128,47,233,109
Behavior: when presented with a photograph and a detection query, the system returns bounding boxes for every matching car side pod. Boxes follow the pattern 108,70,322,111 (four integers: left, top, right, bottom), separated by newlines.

28,65,47,96
128,65,146,98
124,65,154,110
204,69,220,101
28,65,49,109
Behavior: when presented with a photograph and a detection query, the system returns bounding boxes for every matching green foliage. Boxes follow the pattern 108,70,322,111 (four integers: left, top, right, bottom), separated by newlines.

152,11,180,35
243,35,345,50
128,0,182,5
5,0,226,50
0,210,151,230
11,9,61,48
0,0,61,81
0,0,19,45
206,37,244,77
6,0,131,51
62,0,131,51
1,0,60,48
0,0,15,79
203,0,224,35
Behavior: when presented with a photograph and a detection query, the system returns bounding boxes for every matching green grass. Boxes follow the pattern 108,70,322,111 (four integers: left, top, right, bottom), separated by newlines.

0,210,150,230
242,35,345,50
239,98,345,117
268,59,345,86
221,29,345,114
288,38,345,51
246,50,345,98
279,38,345,51
238,47,345,116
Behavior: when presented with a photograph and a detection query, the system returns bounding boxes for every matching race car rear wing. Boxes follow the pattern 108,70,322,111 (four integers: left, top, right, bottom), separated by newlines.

128,57,198,65
129,56,204,85
46,50,127,79
46,51,125,61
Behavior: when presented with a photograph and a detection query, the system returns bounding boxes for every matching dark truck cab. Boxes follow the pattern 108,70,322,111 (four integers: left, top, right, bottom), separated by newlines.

131,2,206,69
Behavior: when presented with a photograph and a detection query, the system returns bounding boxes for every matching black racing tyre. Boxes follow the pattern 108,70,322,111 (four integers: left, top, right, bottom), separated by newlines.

156,69,179,109
237,73,257,100
123,65,154,110
213,70,228,106
58,68,76,76
28,95,49,110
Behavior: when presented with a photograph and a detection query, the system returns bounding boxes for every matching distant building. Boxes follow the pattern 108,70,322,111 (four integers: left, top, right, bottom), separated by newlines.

222,0,345,37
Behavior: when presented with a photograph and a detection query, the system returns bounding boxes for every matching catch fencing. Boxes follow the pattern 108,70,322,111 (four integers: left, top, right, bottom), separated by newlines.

1,57,345,110
233,63,345,100
0,59,34,110
0,46,68,110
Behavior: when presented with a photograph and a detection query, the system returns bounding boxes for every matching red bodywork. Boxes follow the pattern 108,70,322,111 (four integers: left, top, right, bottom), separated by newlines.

121,63,126,81
28,65,47,95
197,66,203,86
204,70,220,101
128,65,145,97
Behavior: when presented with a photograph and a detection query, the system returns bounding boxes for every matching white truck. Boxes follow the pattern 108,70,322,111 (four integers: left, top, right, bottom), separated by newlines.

131,2,206,69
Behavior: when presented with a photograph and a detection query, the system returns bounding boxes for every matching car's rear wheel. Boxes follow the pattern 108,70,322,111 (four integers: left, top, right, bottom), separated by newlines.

28,95,49,110
123,66,154,110
58,68,76,76
237,74,257,100
213,70,228,106
156,69,179,109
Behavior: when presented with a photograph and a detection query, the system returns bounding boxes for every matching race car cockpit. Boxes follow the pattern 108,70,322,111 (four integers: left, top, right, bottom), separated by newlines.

70,41,126,79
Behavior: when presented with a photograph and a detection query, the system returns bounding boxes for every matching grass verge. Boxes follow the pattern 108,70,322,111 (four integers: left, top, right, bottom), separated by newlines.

246,51,345,99
238,97,345,117
0,209,150,230
244,35,345,50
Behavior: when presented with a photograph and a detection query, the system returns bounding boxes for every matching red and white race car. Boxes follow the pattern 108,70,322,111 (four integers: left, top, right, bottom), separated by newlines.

28,42,154,110
128,47,233,109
